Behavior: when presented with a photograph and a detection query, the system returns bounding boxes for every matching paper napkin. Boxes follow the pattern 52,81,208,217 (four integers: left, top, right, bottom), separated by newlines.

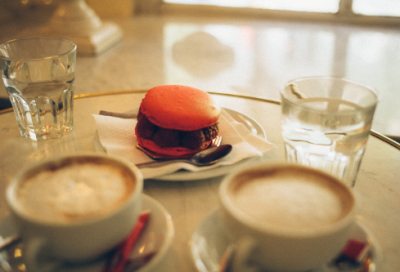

92,109,276,179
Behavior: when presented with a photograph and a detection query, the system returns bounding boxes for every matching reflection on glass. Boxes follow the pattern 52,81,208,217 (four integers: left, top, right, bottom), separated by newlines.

347,31,400,134
171,31,234,78
164,24,252,89
163,23,334,98
164,0,339,13
353,0,400,17
259,28,335,83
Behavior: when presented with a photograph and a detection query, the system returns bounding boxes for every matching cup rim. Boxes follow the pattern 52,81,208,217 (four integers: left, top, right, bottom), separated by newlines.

219,162,356,238
6,153,143,227
0,37,77,61
280,76,379,113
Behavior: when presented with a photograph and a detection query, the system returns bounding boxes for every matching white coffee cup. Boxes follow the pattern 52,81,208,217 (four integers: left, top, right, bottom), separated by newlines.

6,153,143,272
219,163,357,272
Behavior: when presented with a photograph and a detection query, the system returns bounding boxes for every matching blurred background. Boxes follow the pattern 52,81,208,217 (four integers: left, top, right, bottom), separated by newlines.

1,0,399,142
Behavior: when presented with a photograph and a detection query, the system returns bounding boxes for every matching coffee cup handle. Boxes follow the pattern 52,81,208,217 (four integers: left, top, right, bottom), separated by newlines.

230,237,259,272
24,237,61,272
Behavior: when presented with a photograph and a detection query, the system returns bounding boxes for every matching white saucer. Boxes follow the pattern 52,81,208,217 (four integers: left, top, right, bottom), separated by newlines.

159,107,266,181
93,107,267,181
0,194,174,272
191,209,380,272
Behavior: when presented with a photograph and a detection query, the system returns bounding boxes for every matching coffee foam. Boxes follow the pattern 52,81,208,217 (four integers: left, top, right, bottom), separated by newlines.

229,168,353,229
17,160,135,223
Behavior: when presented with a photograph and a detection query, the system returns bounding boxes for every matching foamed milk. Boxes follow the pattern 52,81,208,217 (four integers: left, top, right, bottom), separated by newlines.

229,168,353,229
17,160,135,223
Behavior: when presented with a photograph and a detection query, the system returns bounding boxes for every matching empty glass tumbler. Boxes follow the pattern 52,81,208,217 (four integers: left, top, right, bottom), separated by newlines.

280,76,378,187
0,37,77,141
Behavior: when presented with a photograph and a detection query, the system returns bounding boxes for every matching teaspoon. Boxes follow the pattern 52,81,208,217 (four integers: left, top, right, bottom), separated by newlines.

136,144,232,169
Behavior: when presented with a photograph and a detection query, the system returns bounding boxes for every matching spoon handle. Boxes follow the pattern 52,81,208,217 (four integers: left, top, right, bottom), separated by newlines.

136,159,190,169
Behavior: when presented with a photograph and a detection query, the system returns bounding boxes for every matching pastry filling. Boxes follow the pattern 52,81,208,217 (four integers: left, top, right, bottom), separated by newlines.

136,110,219,149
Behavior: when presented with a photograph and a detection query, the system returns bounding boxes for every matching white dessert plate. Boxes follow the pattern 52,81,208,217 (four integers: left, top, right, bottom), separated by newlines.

0,194,174,272
191,209,380,272
93,108,267,181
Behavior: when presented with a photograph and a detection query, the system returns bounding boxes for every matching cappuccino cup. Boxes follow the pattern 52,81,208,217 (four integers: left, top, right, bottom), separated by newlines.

219,163,356,272
6,154,143,272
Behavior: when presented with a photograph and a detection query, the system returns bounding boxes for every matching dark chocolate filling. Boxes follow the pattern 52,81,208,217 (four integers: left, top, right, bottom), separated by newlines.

136,111,219,149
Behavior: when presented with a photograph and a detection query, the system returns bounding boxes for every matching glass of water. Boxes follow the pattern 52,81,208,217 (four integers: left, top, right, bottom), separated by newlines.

0,37,77,141
280,76,378,187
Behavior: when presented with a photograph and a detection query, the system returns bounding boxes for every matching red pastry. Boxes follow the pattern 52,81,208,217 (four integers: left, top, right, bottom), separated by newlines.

135,85,221,157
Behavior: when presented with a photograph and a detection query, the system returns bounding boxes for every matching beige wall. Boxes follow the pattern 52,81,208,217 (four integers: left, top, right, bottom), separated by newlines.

86,0,134,17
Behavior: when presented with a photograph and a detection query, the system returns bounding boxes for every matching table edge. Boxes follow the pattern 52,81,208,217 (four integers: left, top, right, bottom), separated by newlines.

1,89,399,150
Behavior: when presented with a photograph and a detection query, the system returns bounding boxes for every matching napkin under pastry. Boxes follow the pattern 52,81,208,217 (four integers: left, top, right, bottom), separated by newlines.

93,109,276,179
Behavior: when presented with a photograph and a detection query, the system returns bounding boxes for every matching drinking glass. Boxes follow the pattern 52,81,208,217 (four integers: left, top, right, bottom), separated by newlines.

280,76,378,187
0,37,77,141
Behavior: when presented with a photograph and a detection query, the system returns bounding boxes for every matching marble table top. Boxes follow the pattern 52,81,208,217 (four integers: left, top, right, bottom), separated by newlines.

0,91,399,272
1,14,400,141
1,13,400,272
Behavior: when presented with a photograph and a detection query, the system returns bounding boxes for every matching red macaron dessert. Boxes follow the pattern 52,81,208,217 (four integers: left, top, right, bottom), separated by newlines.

135,85,221,158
